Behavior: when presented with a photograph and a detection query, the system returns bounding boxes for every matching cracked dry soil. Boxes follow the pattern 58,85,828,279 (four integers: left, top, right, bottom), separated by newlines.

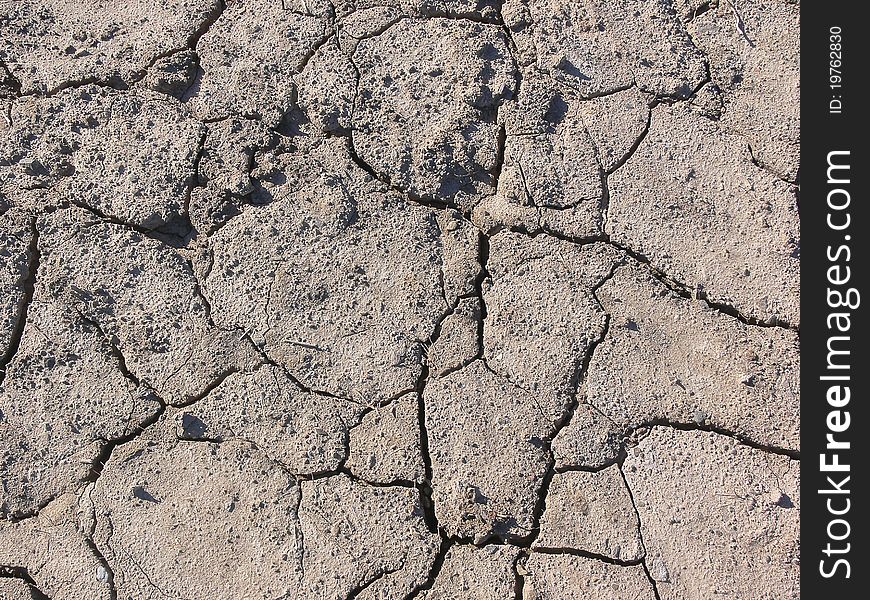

0,0,799,598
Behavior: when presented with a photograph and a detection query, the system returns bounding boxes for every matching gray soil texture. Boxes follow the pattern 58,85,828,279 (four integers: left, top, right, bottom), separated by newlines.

0,0,799,598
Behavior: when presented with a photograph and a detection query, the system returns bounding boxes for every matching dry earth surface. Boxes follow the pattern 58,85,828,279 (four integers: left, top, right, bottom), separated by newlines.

0,0,799,598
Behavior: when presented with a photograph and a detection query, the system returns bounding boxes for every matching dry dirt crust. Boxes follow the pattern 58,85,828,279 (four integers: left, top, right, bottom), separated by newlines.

0,0,799,598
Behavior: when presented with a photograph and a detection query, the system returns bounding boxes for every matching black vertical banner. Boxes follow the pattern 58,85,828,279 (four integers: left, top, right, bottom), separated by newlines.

802,3,869,597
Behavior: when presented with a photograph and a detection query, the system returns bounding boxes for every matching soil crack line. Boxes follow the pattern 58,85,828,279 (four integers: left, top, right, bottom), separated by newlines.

0,217,38,388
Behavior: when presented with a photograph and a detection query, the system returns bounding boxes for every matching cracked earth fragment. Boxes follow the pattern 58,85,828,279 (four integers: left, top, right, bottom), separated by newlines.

475,70,604,238
1,87,203,229
688,0,800,181
576,86,650,173
0,0,221,94
336,7,400,50
299,473,439,598
623,428,800,600
584,261,800,450
205,140,472,403
38,208,257,406
0,493,112,598
0,209,31,362
420,544,520,599
425,360,551,541
0,296,159,517
175,364,361,474
297,36,357,134
90,419,303,599
186,0,331,125
523,552,658,600
483,233,620,423
352,18,516,206
608,102,799,325
427,296,481,377
551,403,623,470
535,466,643,562
504,0,707,98
345,392,425,484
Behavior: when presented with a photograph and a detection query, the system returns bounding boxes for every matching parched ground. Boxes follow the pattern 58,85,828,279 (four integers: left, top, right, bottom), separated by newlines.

0,1,799,598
